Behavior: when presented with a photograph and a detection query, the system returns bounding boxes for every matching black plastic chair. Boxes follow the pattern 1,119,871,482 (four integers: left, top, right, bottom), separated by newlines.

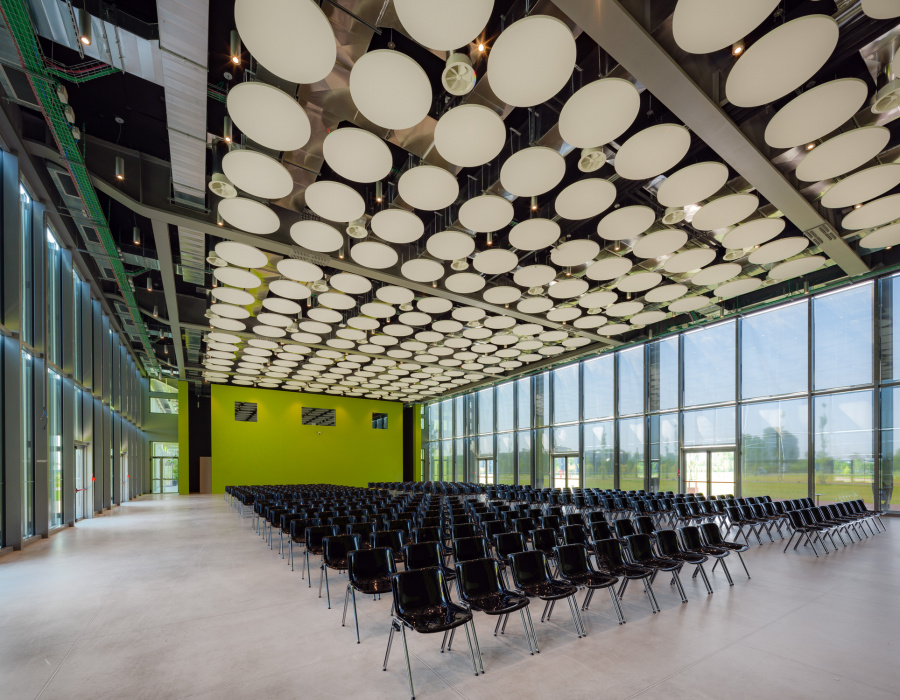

288,518,312,573
453,536,492,564
555,544,624,624
654,529,712,595
305,525,340,587
455,558,538,655
507,550,585,638
701,522,751,578
320,534,362,608
588,521,614,542
633,515,656,537
592,538,659,613
679,525,733,587
403,541,456,582
343,547,396,643
371,530,407,566
451,523,479,540
624,533,688,604
530,528,560,573
386,568,481,699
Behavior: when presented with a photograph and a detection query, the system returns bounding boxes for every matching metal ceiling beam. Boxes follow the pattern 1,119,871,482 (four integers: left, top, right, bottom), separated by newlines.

150,219,186,379
554,0,870,277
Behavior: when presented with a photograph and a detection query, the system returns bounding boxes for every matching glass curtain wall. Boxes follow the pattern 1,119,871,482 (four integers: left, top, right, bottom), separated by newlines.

423,275,900,513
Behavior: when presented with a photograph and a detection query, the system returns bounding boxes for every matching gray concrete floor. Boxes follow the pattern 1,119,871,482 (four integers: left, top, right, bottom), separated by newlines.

0,494,896,700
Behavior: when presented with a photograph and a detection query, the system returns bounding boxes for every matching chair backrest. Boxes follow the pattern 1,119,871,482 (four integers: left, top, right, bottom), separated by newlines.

634,515,655,536
453,536,491,563
403,541,444,570
347,521,376,537
698,522,725,546
329,516,354,528
323,534,362,565
306,525,340,551
540,515,561,530
348,547,396,584
370,529,406,553
451,523,479,540
588,521,613,541
388,519,414,534
586,510,607,524
391,568,452,618
555,543,590,578
563,513,583,527
559,524,587,546
614,519,636,539
290,518,312,539
624,533,656,562
508,550,553,589
413,526,443,544
493,532,527,559
455,557,504,601
481,520,506,540
530,528,558,554
654,529,681,557
513,518,536,538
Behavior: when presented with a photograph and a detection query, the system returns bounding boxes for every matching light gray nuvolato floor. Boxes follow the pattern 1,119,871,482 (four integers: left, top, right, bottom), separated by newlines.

0,494,895,700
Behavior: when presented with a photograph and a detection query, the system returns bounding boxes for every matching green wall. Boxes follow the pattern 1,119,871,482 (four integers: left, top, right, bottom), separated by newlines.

177,381,189,495
210,384,404,492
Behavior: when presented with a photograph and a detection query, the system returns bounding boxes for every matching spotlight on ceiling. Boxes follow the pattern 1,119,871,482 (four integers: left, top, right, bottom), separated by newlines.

216,211,224,227
531,195,538,212
147,277,153,292
223,116,233,144
230,29,241,66
477,43,485,53
805,142,816,151
77,8,92,46
115,156,124,181
731,40,744,56
375,181,383,204
132,226,140,245
152,305,159,317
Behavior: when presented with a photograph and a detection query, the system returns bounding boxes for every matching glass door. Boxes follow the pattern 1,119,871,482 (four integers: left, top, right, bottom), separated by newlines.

75,446,84,520
477,458,494,484
552,455,580,488
684,449,736,497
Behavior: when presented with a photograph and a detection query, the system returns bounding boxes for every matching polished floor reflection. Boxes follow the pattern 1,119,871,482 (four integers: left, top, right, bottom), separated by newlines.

0,495,895,700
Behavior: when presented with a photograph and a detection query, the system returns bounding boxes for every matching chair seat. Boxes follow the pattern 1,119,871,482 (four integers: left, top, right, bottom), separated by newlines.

396,605,473,634
465,592,529,615
716,542,749,553
633,557,681,572
604,564,653,580
694,545,728,557
325,557,350,571
519,580,578,601
352,576,393,595
564,572,618,589
669,552,707,565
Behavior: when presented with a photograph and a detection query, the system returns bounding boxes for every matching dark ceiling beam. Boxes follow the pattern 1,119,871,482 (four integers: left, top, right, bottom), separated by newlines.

150,219,186,379
554,0,870,278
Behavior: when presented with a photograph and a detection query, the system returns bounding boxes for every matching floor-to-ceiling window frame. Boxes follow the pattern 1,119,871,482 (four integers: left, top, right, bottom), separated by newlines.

421,273,900,513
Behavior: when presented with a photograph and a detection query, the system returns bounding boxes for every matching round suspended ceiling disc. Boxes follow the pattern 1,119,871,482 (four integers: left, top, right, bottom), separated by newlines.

370,208,424,244
554,179,616,220
673,0,780,54
304,180,365,222
656,161,729,208
215,241,268,269
398,166,459,211
691,194,758,232
614,124,691,180
349,50,431,130
558,78,641,148
821,164,900,210
764,78,868,149
394,0,493,51
289,220,343,252
500,146,566,196
721,218,785,249
434,104,505,167
795,126,890,182
322,128,392,183
218,198,280,234
222,149,294,200
458,195,514,233
226,82,310,150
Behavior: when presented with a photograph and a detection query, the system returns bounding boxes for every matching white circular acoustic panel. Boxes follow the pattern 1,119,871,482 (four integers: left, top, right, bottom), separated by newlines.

349,50,431,130
215,241,268,269
445,273,486,294
371,208,424,244
795,127,890,182
860,223,900,249
376,286,413,305
253,325,286,338
402,259,444,282
400,312,432,326
714,278,764,299
645,284,688,303
426,231,475,261
350,241,399,269
304,181,365,222
322,128,392,183
656,162,728,208
234,0,335,84
276,258,321,282
550,239,601,267
768,256,825,281
214,266,260,289
554,179,616,220
764,79,868,149
617,272,661,293
673,0,780,54
434,104,505,167
669,296,710,313
222,149,293,200
514,265,557,287
270,280,310,299
547,307,581,322
607,301,643,317
558,78,640,148
360,302,396,320
290,220,343,252
721,219,785,250
664,248,717,274
208,332,242,344
318,292,356,310
725,15,839,108
263,297,302,315
691,263,742,286
862,0,900,19
548,279,588,299
210,303,249,320
631,311,667,326
398,166,459,211
842,194,900,230
614,124,690,181
257,312,292,327
212,287,254,305
691,194,758,232
329,273,372,295
574,315,607,329
821,164,900,210
417,297,452,314
500,147,566,197
488,15,576,107
508,219,560,251
218,198,279,234
598,323,630,336
597,205,656,241
632,229,688,259
517,297,554,314
473,249,518,274
459,195,514,233
585,257,632,281
394,0,492,51
748,237,809,265
484,286,521,305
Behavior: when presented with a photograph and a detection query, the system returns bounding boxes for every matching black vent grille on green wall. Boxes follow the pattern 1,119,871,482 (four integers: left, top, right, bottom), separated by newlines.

302,407,336,426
